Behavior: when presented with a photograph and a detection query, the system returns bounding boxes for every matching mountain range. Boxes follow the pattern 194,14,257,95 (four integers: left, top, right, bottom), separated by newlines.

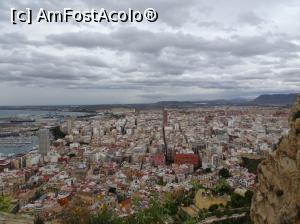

0,93,297,111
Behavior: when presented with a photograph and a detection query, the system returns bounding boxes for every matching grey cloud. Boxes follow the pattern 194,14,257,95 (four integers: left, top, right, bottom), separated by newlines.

1,0,300,104
238,11,265,25
47,28,300,58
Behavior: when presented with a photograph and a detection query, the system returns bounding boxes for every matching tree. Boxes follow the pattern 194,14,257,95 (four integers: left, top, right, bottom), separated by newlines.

198,209,206,220
208,204,219,212
183,217,198,224
50,126,66,140
133,199,168,224
164,197,179,215
229,193,246,208
117,194,126,203
212,179,232,195
244,190,253,204
157,177,164,186
205,168,211,173
191,180,203,191
34,216,45,224
218,168,230,178
132,195,140,207
241,157,263,174
32,189,44,201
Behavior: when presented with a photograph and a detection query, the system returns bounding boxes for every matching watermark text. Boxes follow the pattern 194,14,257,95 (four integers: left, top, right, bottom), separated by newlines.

11,8,158,25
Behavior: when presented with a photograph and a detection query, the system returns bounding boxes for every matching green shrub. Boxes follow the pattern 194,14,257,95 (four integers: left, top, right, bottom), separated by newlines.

205,168,212,173
208,204,219,212
229,193,246,208
241,157,263,174
212,179,233,195
50,126,66,140
218,168,231,178
244,190,254,204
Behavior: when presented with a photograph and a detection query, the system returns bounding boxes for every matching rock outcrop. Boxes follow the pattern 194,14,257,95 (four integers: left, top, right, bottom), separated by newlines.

251,94,300,224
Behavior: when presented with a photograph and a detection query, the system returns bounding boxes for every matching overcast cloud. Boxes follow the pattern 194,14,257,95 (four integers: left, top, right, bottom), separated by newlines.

0,0,300,105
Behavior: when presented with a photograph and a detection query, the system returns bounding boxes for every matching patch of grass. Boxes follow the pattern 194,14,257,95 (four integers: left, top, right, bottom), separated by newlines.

0,195,12,212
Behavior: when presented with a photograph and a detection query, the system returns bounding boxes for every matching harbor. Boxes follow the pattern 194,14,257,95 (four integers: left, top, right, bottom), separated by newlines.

0,136,38,156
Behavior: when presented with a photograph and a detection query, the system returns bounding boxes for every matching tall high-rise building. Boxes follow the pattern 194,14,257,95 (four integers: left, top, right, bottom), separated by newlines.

67,119,73,134
163,109,168,126
39,129,50,156
162,109,170,163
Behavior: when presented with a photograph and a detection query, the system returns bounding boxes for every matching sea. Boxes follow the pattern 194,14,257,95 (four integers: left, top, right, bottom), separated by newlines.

0,109,86,119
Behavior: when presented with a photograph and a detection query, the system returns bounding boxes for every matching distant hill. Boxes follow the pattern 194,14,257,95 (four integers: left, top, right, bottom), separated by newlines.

252,93,297,105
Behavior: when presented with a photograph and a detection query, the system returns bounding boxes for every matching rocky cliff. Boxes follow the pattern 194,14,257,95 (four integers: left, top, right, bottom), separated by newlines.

250,94,300,224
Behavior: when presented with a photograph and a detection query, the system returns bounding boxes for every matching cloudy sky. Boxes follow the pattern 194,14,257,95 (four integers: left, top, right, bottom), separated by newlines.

0,0,300,105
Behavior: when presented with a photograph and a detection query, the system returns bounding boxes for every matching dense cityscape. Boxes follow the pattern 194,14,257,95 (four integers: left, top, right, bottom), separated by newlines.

0,104,291,223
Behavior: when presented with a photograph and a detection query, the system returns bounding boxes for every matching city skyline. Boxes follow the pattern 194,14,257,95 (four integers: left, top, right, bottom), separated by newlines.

1,0,300,105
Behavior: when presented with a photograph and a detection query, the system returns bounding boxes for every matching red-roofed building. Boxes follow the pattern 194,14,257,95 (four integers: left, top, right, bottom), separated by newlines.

174,154,199,167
